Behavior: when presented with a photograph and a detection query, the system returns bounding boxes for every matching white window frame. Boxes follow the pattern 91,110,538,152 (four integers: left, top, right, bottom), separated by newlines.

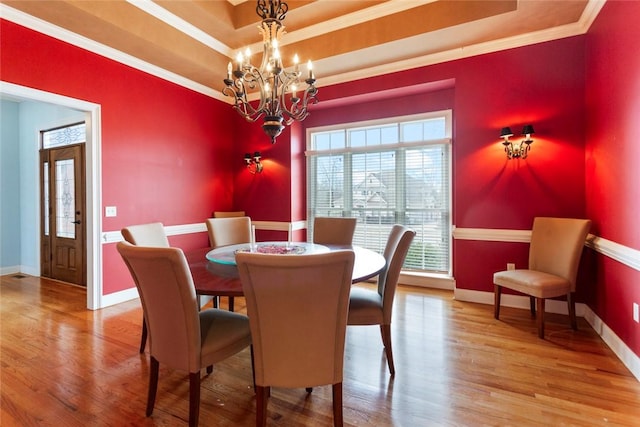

306,110,452,277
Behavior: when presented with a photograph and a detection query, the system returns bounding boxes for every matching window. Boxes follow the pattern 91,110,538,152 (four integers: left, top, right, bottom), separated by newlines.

42,122,86,149
306,111,452,274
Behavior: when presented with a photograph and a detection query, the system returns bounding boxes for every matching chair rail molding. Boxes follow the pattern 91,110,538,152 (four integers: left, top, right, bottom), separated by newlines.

453,227,640,273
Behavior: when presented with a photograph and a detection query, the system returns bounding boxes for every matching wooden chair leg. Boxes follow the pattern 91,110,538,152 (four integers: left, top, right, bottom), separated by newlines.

206,365,213,374
332,383,343,427
567,292,578,330
250,345,256,393
529,296,536,318
494,285,502,319
146,357,159,416
229,296,235,312
380,324,396,375
188,372,201,427
256,386,269,427
140,317,147,353
536,298,545,338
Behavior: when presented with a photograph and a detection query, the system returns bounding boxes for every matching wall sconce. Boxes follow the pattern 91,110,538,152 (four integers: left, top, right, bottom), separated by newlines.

244,151,263,174
500,125,535,159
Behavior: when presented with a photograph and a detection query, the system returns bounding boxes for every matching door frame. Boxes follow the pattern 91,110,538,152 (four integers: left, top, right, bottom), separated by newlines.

1,81,102,310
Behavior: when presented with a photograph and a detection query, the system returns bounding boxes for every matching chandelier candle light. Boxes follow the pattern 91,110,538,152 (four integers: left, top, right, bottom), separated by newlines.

223,0,318,143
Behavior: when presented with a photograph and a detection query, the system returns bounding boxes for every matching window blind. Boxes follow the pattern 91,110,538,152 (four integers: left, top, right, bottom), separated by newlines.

307,112,452,274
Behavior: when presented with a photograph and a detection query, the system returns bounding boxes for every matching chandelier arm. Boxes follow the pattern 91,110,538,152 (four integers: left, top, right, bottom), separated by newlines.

223,84,264,122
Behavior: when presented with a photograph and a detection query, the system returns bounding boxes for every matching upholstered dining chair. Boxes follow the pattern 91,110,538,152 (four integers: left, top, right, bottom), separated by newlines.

206,217,254,311
312,217,357,246
117,241,252,427
493,217,591,338
122,222,169,248
121,222,170,353
206,216,253,248
347,225,415,375
236,250,355,427
213,210,246,218
205,216,253,311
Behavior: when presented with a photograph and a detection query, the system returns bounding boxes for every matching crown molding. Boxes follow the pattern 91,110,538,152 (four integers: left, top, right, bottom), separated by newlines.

0,4,225,101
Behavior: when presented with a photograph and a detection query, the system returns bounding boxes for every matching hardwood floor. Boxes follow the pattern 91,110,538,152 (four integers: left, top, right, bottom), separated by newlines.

1,274,639,426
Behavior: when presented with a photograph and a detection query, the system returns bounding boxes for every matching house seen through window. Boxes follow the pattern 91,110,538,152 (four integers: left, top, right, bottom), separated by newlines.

306,111,452,274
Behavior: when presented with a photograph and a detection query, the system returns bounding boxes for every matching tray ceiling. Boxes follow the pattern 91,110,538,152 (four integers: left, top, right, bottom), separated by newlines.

2,1,602,100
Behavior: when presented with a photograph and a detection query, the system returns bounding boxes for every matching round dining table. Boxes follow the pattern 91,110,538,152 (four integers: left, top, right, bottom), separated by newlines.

186,241,386,299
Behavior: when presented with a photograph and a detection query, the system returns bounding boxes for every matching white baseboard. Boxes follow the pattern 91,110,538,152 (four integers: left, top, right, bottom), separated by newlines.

454,288,640,381
583,306,640,381
99,286,139,308
0,266,21,276
401,272,455,290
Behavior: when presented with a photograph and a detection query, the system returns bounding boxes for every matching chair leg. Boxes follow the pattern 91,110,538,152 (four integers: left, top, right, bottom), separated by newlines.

229,296,235,312
529,296,536,318
188,372,201,427
140,317,147,353
250,345,256,393
567,292,578,330
536,298,545,338
380,324,395,375
146,357,159,416
206,365,213,374
256,386,269,427
332,383,344,427
493,285,502,319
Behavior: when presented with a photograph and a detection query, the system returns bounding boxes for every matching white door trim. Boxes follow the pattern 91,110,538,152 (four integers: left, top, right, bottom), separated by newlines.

1,81,103,310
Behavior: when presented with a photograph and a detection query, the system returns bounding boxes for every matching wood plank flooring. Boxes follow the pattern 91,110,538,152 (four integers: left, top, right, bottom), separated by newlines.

1,274,639,426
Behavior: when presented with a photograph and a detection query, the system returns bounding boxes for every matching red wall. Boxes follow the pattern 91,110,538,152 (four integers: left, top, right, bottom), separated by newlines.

584,0,640,355
263,37,587,296
1,20,238,294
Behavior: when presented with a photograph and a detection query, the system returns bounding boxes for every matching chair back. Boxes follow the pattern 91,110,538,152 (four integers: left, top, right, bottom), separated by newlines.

206,216,252,248
528,217,591,292
213,211,246,218
377,225,416,323
312,217,357,246
121,222,169,247
236,251,355,388
117,241,201,372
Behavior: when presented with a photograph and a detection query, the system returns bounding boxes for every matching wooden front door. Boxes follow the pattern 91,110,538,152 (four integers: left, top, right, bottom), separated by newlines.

40,144,86,286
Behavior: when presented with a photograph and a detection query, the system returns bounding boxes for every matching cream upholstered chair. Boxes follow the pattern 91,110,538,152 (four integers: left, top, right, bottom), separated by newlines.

117,241,252,427
122,222,169,247
206,216,252,248
493,217,591,338
213,210,246,218
121,222,170,353
347,225,415,375
312,217,357,246
236,251,355,427
205,216,253,311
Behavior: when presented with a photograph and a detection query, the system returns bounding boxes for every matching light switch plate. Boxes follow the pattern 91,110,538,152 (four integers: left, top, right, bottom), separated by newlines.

105,206,117,217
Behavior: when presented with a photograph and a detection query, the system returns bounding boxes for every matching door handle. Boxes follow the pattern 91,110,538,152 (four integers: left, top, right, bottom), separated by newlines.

72,220,82,225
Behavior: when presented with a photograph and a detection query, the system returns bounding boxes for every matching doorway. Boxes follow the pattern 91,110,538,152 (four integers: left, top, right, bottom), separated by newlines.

1,81,101,309
40,139,86,286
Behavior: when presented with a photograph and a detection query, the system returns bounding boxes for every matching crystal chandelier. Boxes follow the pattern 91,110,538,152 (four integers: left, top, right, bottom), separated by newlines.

223,0,318,144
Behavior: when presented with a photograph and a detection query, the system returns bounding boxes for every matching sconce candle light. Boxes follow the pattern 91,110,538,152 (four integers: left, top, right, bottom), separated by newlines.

500,124,535,159
244,151,263,174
